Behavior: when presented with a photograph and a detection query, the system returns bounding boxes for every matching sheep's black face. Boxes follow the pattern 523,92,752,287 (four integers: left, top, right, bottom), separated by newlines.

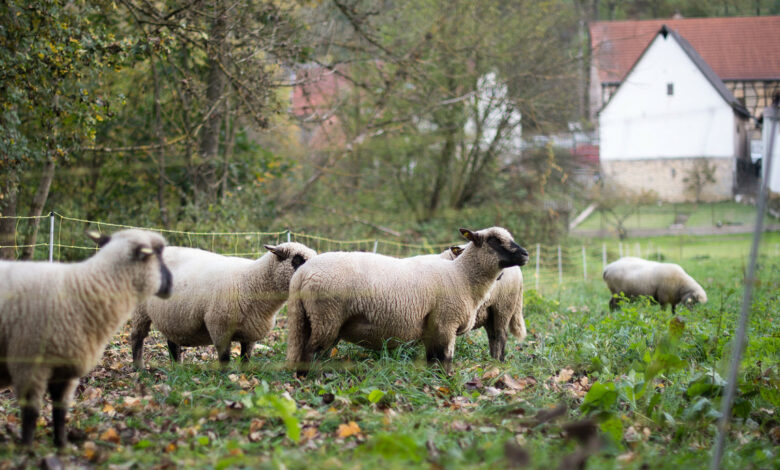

144,244,172,299
156,257,173,298
487,236,529,268
291,254,306,270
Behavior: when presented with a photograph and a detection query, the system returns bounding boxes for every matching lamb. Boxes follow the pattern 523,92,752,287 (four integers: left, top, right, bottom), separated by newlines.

0,229,172,447
131,242,316,369
602,256,707,314
285,227,529,374
442,245,525,361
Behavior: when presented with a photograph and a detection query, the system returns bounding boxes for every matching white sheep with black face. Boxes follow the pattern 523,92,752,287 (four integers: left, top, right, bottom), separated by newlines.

0,229,172,447
602,257,707,314
131,242,316,368
285,227,529,375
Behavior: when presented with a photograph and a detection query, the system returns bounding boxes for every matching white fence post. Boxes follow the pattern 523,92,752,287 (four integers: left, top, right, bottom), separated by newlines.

712,99,777,470
619,242,623,258
372,240,378,253
48,212,55,263
287,231,291,243
635,242,640,257
582,245,587,281
535,243,540,292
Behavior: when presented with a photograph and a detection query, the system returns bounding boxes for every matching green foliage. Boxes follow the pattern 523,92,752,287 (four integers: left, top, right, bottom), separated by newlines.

0,0,136,178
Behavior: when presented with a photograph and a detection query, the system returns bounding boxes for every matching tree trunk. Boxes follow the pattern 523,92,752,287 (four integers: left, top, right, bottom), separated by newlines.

151,55,169,227
21,158,55,260
0,181,19,260
198,0,227,204
221,93,236,202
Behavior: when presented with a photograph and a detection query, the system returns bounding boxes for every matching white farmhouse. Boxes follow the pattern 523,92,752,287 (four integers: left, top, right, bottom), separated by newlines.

599,25,751,202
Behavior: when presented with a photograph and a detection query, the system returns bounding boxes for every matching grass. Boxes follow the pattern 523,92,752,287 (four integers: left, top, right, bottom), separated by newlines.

0,235,778,469
575,202,777,231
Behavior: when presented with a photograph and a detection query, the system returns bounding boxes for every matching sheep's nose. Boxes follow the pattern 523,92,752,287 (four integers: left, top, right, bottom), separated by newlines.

517,246,530,266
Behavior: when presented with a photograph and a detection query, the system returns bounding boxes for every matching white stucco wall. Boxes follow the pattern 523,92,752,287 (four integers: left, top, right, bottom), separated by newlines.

765,109,780,194
599,33,736,161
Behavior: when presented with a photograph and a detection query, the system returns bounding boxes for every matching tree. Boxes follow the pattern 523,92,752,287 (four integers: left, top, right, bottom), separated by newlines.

0,0,135,259
683,159,717,203
295,0,580,223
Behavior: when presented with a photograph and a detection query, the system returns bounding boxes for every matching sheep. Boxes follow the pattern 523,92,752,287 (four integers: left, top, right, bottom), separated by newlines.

285,227,529,375
0,229,172,447
442,245,525,361
130,242,316,369
602,256,707,314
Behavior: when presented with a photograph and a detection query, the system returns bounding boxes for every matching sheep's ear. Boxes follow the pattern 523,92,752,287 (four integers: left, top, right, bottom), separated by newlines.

86,230,111,248
459,228,482,247
449,246,464,257
264,244,288,261
134,245,155,261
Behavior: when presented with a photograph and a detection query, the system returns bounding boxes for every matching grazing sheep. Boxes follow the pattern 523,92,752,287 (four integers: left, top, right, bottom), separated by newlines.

131,242,316,368
442,245,525,361
285,227,529,374
0,229,172,447
602,257,707,314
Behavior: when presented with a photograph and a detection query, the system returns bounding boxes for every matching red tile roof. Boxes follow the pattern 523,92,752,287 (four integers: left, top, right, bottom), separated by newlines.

589,16,780,83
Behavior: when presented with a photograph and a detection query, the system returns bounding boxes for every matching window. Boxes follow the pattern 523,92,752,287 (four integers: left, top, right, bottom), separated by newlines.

667,83,674,96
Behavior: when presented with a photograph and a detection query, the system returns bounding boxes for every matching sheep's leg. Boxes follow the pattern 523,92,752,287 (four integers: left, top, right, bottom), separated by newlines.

240,342,254,362
484,308,508,361
19,386,44,446
167,340,182,364
214,341,232,367
423,318,457,374
131,308,152,370
608,295,619,311
47,377,77,447
21,403,39,446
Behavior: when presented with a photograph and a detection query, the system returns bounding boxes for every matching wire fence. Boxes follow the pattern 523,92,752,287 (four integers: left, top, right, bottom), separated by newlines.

1,212,778,296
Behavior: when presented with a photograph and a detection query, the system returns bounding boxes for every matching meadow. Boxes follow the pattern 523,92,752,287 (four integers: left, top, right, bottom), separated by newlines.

0,233,778,469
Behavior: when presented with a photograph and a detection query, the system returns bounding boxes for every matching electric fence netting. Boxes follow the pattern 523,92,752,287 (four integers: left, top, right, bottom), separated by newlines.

1,212,777,299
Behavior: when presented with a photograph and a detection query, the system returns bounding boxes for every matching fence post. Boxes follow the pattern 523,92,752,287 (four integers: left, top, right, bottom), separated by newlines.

582,245,587,281
635,242,640,257
48,211,54,263
619,242,623,258
286,230,291,243
602,243,606,272
373,240,378,253
711,99,777,470
535,243,540,292
557,245,562,285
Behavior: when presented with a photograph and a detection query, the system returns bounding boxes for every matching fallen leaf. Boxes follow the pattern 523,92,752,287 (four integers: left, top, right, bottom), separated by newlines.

336,421,360,438
484,386,501,397
554,367,574,383
330,347,339,358
497,374,525,390
99,427,120,444
616,452,636,463
250,418,265,433
466,377,484,390
83,441,99,461
482,367,501,380
102,404,116,417
302,427,318,441
165,442,177,453
451,421,471,432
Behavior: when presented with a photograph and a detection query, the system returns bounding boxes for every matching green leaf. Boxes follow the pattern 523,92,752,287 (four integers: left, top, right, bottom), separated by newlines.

368,389,386,404
600,415,623,444
581,381,618,415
